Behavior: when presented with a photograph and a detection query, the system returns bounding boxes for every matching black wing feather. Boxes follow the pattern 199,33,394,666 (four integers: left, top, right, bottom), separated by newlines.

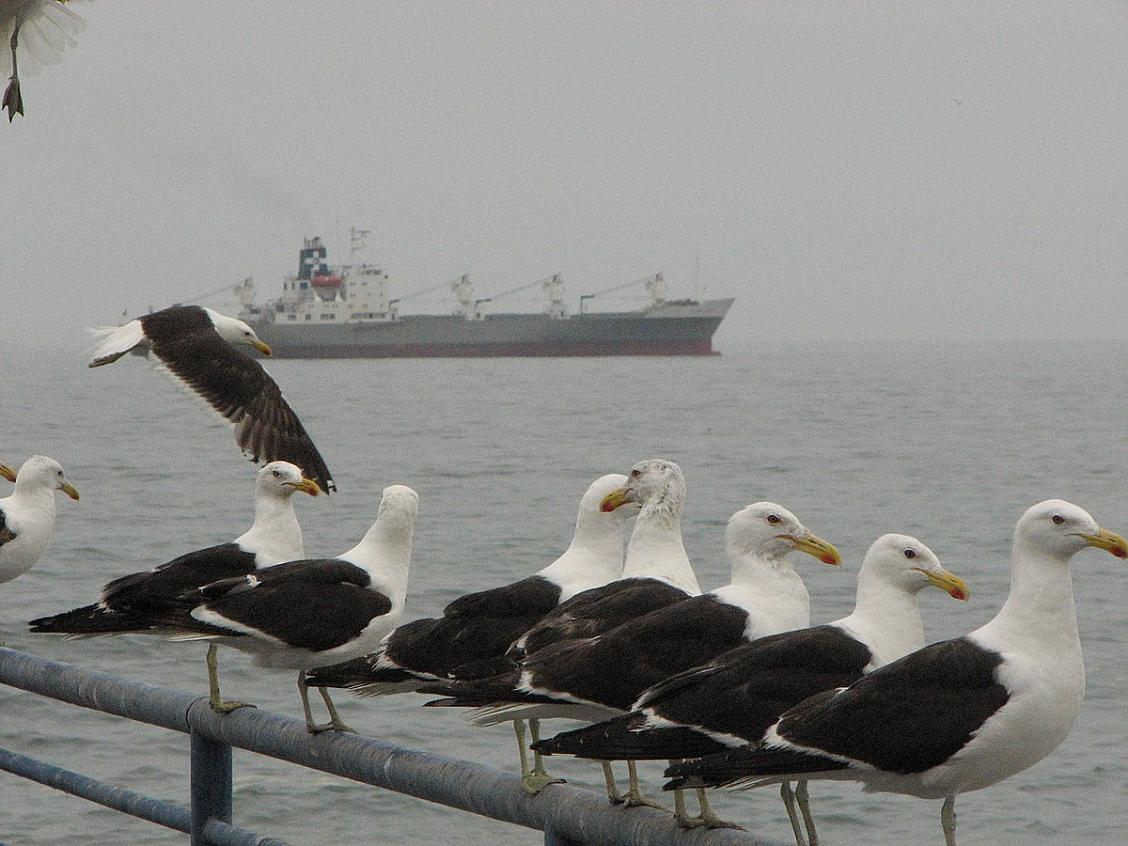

520,595,749,711
536,625,874,761
28,543,259,634
189,559,391,652
510,577,692,659
143,307,335,493
669,636,1010,789
773,636,1009,775
307,577,565,690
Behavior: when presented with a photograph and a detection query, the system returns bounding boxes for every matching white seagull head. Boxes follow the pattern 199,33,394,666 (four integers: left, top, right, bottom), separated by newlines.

256,461,320,499
600,458,685,514
8,455,79,501
204,308,272,356
376,484,420,523
579,473,637,523
861,533,968,600
725,502,841,565
1016,499,1128,562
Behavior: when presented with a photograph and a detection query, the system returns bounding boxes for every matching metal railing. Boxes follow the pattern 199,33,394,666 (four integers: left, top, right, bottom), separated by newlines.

0,647,783,846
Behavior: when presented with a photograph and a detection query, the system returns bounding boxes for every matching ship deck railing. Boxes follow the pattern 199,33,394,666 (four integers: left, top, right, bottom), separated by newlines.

0,647,783,846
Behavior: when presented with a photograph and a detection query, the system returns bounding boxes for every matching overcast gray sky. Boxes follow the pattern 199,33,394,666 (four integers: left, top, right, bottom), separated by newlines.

3,1,1126,351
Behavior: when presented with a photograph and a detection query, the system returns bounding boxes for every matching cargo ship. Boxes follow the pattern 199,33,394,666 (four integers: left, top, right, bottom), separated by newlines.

236,231,733,358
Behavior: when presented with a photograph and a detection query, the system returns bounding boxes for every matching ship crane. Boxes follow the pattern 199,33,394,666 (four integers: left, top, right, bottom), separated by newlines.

477,274,563,319
389,277,457,306
389,274,477,319
579,272,664,314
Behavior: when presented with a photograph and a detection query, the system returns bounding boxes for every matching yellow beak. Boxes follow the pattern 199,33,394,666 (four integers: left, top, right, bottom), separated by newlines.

252,339,273,356
785,533,842,566
915,567,970,601
0,462,15,483
59,482,80,501
288,477,321,496
1077,527,1128,559
600,488,633,513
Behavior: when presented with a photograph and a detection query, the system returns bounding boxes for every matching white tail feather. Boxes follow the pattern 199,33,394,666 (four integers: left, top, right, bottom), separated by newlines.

88,321,145,366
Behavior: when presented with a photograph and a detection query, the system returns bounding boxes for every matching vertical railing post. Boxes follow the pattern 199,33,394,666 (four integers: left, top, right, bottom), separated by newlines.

190,728,233,846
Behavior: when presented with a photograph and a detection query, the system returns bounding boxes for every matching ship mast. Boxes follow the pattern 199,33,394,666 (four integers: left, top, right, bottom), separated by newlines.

348,227,371,265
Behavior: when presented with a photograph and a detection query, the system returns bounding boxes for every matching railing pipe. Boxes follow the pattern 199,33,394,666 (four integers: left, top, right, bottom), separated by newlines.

0,648,783,846
0,746,288,846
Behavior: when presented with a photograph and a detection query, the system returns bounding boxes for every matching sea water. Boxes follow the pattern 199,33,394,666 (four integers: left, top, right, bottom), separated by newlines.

1,339,1124,845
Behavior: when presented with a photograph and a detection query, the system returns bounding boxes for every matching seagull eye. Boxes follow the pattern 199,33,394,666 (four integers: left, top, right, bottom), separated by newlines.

1052,515,1065,525
904,549,917,559
767,514,781,524
630,469,641,478
272,470,280,478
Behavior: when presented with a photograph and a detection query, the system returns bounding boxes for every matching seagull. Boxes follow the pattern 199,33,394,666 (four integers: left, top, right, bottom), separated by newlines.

2,0,85,121
0,455,79,585
167,485,418,733
302,472,636,786
664,500,1127,846
424,458,699,794
434,502,840,810
537,533,968,838
88,305,335,493
303,473,636,692
29,461,318,712
508,459,699,661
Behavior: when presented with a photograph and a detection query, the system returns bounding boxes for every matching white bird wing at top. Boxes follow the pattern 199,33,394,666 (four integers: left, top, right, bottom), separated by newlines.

1,0,86,76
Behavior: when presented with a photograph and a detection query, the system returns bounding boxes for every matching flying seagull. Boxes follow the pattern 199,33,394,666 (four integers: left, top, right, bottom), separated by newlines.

0,455,79,585
2,0,85,121
664,500,1127,846
89,305,335,493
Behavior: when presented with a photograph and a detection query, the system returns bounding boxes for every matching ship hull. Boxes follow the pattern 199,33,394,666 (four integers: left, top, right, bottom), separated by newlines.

249,299,733,359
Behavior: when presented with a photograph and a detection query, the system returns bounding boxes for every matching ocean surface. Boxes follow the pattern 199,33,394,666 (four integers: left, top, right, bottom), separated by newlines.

1,340,1125,845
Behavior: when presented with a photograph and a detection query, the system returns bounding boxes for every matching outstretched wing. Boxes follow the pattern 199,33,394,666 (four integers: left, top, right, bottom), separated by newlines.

144,311,335,493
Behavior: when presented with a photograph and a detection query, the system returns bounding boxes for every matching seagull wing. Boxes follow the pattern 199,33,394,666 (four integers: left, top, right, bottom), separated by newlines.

772,637,1009,774
150,328,335,493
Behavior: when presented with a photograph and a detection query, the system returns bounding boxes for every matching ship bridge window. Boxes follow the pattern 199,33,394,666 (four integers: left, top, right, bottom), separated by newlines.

287,314,296,321
305,314,311,320
321,314,336,320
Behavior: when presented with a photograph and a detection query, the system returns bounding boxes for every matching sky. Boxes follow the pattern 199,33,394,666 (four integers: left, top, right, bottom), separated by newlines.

2,1,1127,351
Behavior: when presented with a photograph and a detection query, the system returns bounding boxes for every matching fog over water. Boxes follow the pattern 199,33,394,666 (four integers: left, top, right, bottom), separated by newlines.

2,2,1127,349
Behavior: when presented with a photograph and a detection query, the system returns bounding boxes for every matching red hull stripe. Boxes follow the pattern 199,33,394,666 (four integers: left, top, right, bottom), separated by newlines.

268,340,718,359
